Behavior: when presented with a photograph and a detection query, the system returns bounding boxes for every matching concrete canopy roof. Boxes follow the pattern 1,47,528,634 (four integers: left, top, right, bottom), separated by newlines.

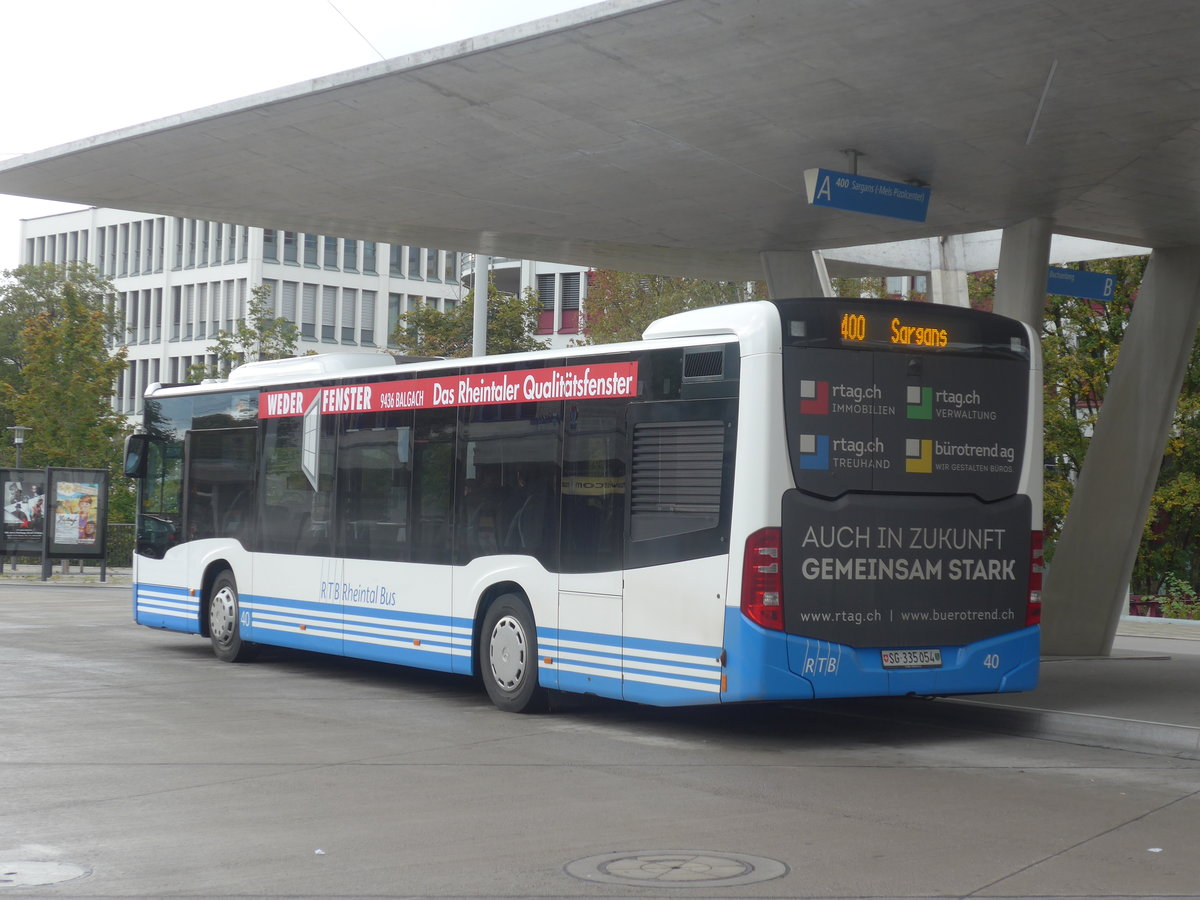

1,0,1197,282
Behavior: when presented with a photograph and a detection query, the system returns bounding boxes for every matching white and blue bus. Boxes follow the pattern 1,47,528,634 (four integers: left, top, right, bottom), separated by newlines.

125,298,1042,712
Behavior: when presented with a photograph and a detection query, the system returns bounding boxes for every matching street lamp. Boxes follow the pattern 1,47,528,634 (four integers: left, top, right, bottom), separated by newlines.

7,425,30,468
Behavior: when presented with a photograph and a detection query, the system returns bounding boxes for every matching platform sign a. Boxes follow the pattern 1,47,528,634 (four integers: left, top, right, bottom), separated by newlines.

1046,266,1117,302
804,168,931,222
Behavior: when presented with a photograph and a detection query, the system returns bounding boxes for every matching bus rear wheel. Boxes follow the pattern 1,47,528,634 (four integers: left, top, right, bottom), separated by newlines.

480,593,547,713
208,569,255,663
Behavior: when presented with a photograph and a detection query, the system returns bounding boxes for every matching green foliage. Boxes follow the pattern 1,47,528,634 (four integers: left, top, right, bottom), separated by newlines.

581,271,763,345
1040,261,1139,557
1018,255,1200,595
1156,573,1200,620
391,282,546,357
189,283,298,380
831,276,886,299
0,262,131,517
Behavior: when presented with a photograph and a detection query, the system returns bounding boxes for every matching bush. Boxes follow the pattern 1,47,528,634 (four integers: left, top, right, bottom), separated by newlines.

1157,573,1200,620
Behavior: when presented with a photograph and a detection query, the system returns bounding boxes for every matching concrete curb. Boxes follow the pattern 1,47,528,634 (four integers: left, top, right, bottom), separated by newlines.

823,695,1200,760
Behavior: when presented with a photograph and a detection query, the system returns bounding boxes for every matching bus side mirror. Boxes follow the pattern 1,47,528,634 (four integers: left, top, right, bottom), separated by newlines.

124,434,149,478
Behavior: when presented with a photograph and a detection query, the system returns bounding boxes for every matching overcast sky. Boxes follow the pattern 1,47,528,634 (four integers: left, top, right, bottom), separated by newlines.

0,0,596,271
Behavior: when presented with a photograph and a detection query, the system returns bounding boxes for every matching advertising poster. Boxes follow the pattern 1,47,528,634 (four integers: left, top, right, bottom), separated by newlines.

45,468,109,560
2,470,46,547
54,481,100,546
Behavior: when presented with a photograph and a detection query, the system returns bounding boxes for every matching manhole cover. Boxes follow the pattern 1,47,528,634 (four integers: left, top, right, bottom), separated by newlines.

0,861,90,888
565,850,787,887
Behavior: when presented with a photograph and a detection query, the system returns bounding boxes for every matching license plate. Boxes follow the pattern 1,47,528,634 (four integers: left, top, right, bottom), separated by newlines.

881,648,943,669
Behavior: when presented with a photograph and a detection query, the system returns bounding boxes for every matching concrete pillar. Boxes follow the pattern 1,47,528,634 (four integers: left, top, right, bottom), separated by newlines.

1042,247,1200,655
472,255,489,356
928,235,970,306
994,218,1053,329
760,250,832,299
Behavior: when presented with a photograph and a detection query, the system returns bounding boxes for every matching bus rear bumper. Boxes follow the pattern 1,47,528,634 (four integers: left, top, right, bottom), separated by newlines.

722,608,1039,702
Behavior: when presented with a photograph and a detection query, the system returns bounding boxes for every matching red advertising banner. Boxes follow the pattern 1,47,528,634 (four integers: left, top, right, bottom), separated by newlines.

260,362,639,419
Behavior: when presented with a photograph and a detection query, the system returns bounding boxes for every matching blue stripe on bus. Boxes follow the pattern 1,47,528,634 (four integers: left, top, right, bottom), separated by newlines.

134,582,200,634
241,594,472,672
538,626,724,705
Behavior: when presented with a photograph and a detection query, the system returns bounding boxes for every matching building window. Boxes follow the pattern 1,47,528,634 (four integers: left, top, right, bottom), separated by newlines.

560,272,582,335
408,246,421,279
199,221,210,266
342,288,357,343
283,231,298,265
361,290,376,346
196,284,208,339
301,284,317,340
561,272,581,310
388,292,402,347
119,223,129,276
426,249,438,280
390,245,403,277
304,233,319,267
154,218,165,272
186,220,197,268
263,229,278,262
281,281,298,323
184,285,194,340
324,236,339,269
537,274,555,309
443,251,458,283
343,239,359,272
363,242,377,274
322,286,337,341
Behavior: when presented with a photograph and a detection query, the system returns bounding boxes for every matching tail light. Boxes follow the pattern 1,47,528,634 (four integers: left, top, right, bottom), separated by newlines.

1027,530,1044,626
742,527,784,631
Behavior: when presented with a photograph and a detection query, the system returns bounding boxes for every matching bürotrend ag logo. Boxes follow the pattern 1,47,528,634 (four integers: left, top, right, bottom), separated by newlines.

905,438,932,473
800,380,829,415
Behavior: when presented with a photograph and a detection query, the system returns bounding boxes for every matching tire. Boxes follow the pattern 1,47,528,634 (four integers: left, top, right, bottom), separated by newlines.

208,569,255,663
479,593,547,713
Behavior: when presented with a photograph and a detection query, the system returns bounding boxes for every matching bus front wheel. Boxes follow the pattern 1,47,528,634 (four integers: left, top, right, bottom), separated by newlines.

480,593,547,713
208,569,255,663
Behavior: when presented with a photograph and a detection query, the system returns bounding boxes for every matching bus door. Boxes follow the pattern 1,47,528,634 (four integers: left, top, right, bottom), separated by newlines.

181,427,257,633
557,400,626,699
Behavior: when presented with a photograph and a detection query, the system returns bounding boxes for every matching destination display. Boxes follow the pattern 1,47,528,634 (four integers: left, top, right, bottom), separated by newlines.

781,492,1031,648
784,299,1031,357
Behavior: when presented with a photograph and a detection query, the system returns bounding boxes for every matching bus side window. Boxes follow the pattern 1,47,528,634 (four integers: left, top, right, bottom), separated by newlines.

560,400,627,574
410,408,456,565
337,411,413,562
261,416,336,556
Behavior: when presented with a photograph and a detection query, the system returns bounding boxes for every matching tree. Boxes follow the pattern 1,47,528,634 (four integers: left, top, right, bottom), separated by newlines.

188,283,299,380
391,282,546,358
581,272,763,345
0,263,130,515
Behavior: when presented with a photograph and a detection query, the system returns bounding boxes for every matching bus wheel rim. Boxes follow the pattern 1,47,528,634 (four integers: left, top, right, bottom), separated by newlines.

489,614,527,691
210,586,236,645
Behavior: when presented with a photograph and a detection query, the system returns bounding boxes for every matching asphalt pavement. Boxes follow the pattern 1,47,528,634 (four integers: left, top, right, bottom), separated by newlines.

2,581,1199,899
